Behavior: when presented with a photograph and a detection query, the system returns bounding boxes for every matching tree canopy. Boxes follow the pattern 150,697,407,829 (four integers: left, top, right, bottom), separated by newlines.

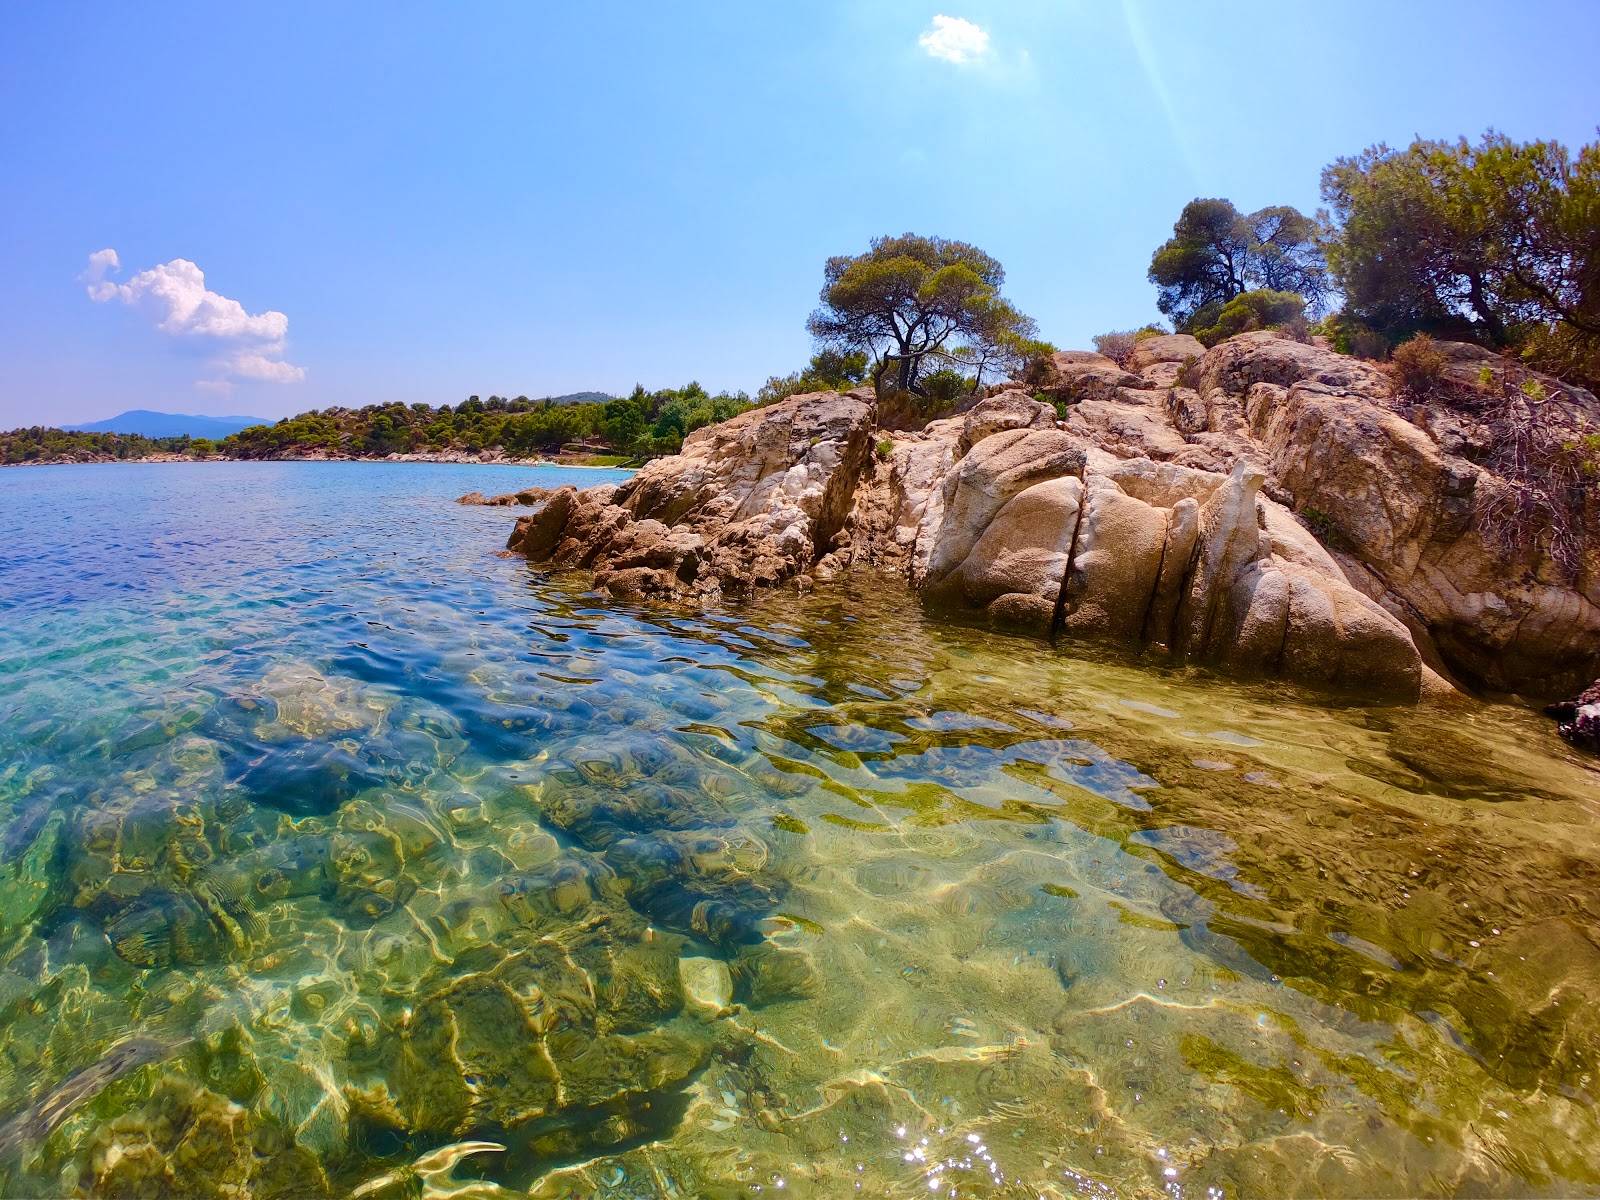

1321,131,1600,383
1148,199,1329,332
1189,289,1306,348
807,234,1043,394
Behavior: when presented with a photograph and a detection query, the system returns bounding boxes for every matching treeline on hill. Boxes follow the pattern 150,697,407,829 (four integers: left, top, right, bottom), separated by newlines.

219,385,753,460
3,385,756,465
1,427,196,465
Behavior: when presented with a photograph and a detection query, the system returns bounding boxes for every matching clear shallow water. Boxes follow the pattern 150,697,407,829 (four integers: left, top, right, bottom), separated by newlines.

1,461,1598,1199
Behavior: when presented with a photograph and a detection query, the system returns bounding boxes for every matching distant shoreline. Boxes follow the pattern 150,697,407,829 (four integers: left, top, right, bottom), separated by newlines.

1,453,636,470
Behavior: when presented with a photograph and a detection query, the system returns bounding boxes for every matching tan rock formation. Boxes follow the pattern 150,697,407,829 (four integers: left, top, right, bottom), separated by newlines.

505,390,875,600
493,331,1600,700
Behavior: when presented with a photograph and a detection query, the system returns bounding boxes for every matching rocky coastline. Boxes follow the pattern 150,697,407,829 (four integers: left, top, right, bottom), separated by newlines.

478,332,1600,718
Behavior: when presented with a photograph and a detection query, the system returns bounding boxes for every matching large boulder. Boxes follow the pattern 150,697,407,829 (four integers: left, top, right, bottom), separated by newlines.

956,389,1056,455
1027,350,1146,405
856,405,1426,697
1197,333,1600,692
920,427,1087,590
1128,332,1206,372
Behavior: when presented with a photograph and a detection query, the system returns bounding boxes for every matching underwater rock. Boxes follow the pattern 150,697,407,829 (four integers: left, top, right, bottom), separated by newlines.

325,827,415,925
345,912,712,1154
729,942,819,1007
348,1140,507,1199
678,956,733,1016
0,1038,187,1162
497,853,628,927
0,809,64,936
105,888,227,968
78,1078,269,1200
229,740,387,816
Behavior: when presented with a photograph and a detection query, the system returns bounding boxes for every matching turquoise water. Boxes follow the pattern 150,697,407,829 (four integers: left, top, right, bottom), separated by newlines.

1,461,1597,1199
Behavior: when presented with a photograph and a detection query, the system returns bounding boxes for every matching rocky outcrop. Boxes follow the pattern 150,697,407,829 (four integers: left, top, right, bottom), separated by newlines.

1546,679,1600,751
1187,335,1600,693
503,389,875,600
492,333,1600,702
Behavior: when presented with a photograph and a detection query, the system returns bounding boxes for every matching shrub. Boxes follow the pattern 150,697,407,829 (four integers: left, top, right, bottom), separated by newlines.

1320,312,1390,360
920,368,975,408
1175,355,1202,390
1279,314,1313,343
1092,324,1166,366
1390,334,1447,399
1298,505,1344,548
1521,322,1600,394
1349,328,1391,361
876,437,894,460
757,349,870,405
1191,290,1306,347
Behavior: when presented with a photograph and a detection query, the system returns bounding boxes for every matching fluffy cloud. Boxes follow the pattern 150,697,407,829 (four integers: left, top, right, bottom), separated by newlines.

918,15,990,64
82,249,305,388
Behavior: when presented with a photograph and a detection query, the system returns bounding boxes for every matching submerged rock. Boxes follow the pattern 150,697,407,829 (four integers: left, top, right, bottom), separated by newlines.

344,911,717,1156
76,1077,329,1199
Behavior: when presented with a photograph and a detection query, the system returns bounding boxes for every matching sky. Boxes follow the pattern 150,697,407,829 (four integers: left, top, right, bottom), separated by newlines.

2,2,1598,427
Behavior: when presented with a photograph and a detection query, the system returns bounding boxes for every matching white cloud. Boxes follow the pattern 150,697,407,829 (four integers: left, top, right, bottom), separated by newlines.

83,249,305,387
81,248,121,300
228,352,307,383
918,15,990,64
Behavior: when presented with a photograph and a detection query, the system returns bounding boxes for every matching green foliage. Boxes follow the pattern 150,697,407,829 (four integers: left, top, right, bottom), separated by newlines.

918,367,975,407
643,382,753,454
1092,324,1166,366
756,350,869,406
1190,290,1306,347
1390,334,1447,399
1298,505,1343,547
1521,320,1600,391
601,393,650,454
6,385,752,467
0,427,194,464
1318,312,1390,359
215,394,617,460
875,437,895,461
1563,432,1600,479
1148,198,1329,330
807,233,1039,394
1321,131,1600,387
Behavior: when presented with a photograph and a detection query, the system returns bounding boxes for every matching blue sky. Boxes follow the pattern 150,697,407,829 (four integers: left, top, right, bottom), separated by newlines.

2,1,1597,426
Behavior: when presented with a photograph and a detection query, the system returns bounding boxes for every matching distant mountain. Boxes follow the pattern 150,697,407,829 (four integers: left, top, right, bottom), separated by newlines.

548,391,614,405
65,410,274,439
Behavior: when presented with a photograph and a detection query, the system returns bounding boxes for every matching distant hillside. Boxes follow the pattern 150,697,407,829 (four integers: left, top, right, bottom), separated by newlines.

67,410,272,438
6,384,750,465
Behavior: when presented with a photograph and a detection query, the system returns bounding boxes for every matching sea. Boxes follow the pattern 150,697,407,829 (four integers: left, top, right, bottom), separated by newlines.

0,460,1596,1198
